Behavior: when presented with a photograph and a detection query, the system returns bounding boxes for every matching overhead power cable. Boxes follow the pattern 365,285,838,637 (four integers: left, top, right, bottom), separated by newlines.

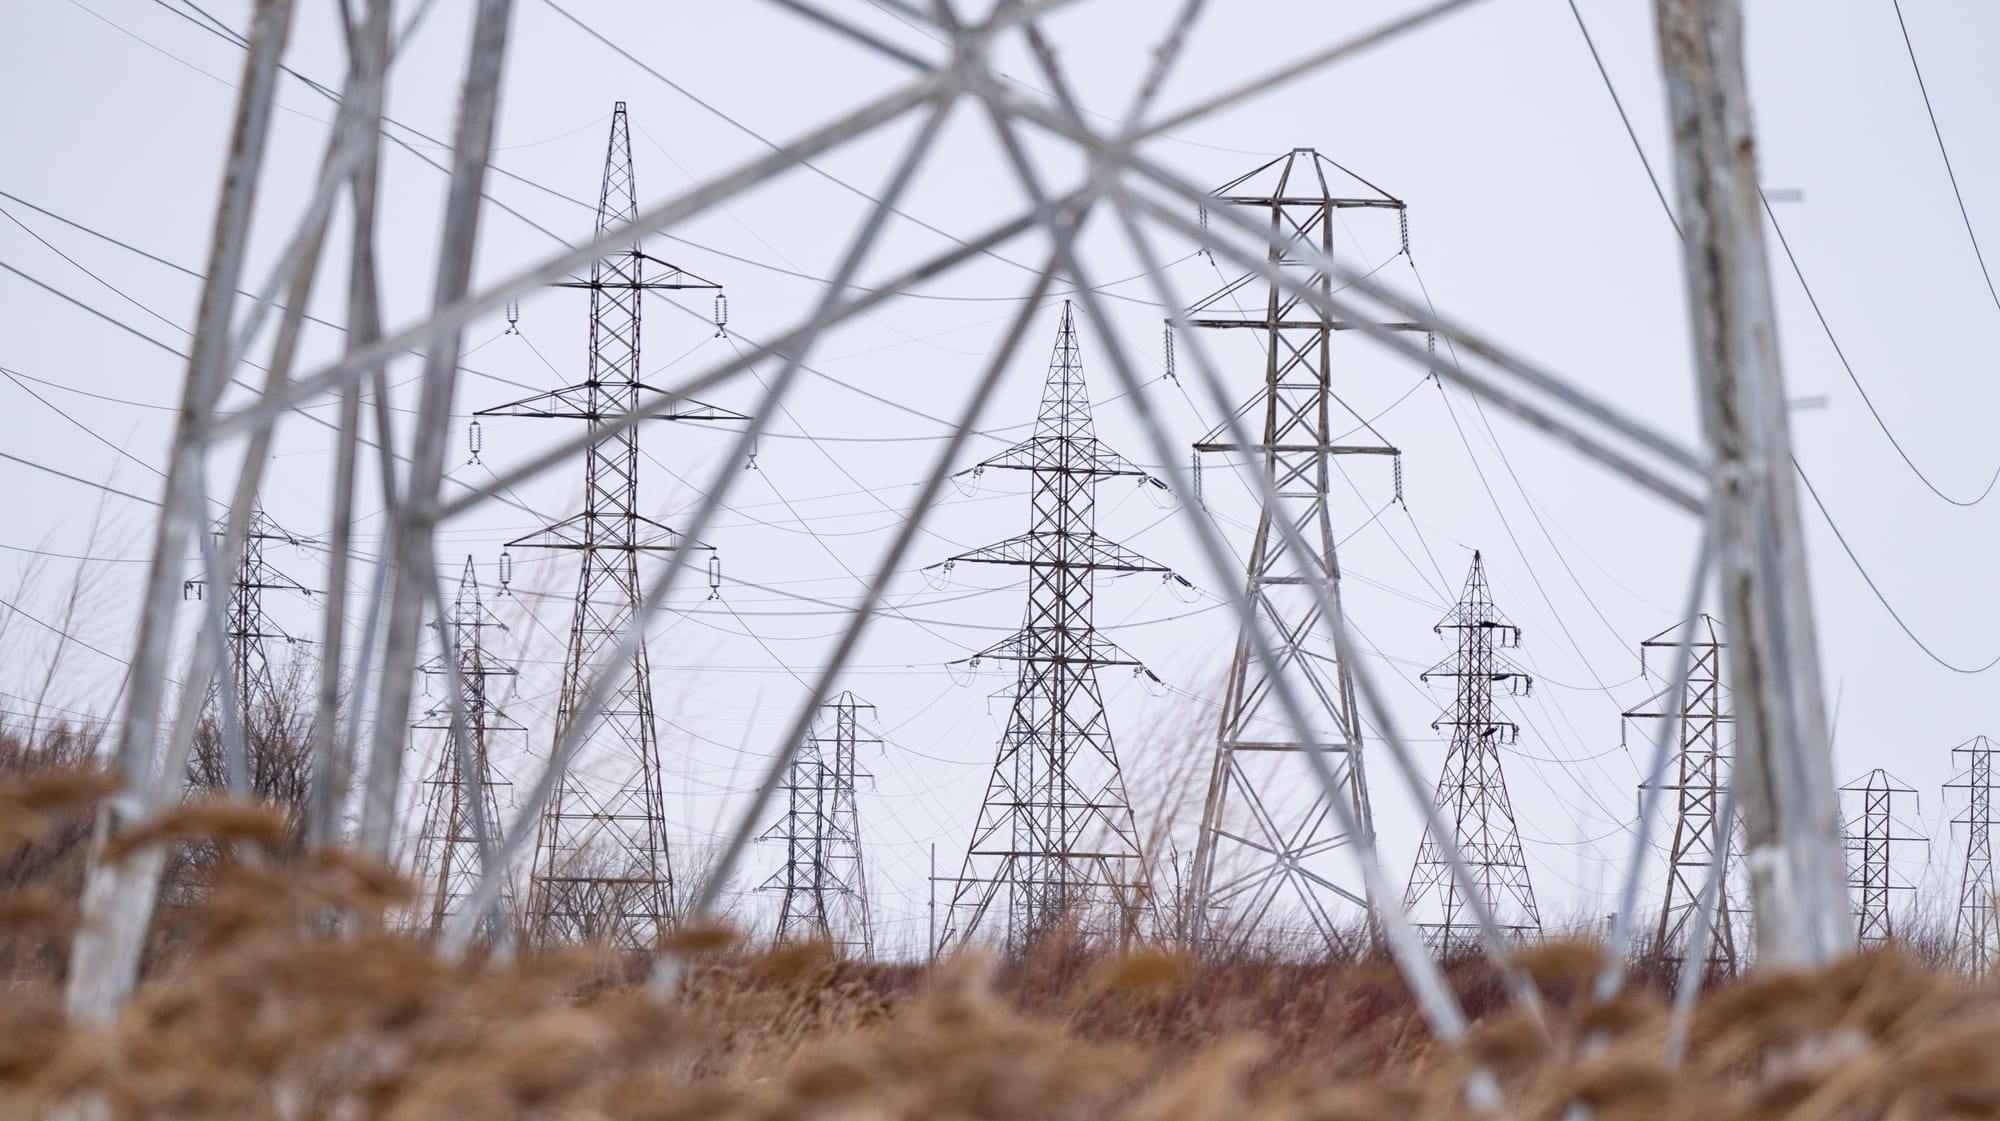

0,451,160,509
1558,0,2000,674
1760,191,1999,507
0,590,136,668
1560,0,1681,239
1792,461,1999,675
0,369,168,484
1889,0,2000,314
0,259,190,360
1560,2,1997,508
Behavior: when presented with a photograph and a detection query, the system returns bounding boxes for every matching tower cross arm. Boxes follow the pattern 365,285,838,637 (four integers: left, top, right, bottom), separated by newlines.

964,434,1164,484
944,530,1179,575
505,511,715,553
953,627,1154,671
552,251,722,291
475,383,747,422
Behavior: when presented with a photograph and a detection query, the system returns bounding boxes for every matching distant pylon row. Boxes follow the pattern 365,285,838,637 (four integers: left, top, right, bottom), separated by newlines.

391,110,1977,969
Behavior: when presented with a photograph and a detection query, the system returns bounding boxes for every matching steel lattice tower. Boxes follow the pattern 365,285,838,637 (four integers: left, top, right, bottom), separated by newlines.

184,507,314,737
935,302,1172,952
1625,615,1737,965
408,558,518,941
1837,768,1920,949
1185,150,1404,945
1950,736,1998,977
1402,552,1541,948
760,692,876,954
475,102,735,949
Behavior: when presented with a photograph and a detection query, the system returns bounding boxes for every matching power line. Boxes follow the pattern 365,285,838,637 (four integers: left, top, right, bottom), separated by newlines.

1559,0,1681,239
0,589,134,667
0,369,170,485
1792,460,2000,675
1556,2,1998,509
0,259,189,359
0,187,542,408
1555,0,2000,675
1888,0,2000,314
0,450,161,509
1761,191,1999,507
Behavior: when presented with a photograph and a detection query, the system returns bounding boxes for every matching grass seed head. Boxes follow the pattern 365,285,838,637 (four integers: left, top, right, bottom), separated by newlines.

666,919,743,955
103,797,291,860
1095,946,1192,992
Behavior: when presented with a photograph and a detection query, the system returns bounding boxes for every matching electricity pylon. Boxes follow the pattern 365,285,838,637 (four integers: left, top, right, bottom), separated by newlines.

760,692,876,954
934,302,1175,952
1402,552,1541,949
1837,768,1921,948
409,558,517,941
1625,615,1737,966
183,507,314,724
475,102,738,949
1185,150,1405,946
1950,736,1999,977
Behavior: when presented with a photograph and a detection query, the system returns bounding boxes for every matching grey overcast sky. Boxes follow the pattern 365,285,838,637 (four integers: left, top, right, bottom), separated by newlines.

0,0,1994,950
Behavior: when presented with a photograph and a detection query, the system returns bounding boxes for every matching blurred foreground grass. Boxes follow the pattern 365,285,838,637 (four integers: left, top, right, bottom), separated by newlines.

5,748,1999,1119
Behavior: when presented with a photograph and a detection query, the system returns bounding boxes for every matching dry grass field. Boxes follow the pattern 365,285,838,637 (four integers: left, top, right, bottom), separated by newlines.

5,720,1998,1120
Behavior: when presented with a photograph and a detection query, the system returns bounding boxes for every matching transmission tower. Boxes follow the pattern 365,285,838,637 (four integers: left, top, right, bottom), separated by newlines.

1625,615,1737,966
1837,768,1921,949
182,508,314,744
1950,736,1999,977
1402,552,1541,949
934,302,1174,952
408,558,518,941
760,692,876,954
1185,150,1406,945
475,102,736,949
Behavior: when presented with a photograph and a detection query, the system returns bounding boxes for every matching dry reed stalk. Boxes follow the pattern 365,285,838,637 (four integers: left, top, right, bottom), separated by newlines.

2,732,1999,1118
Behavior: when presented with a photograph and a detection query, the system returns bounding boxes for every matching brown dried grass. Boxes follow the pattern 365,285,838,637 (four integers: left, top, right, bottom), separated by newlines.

2,724,1996,1119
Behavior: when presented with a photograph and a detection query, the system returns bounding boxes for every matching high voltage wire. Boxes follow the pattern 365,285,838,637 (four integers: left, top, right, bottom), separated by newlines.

1888,0,2000,315
1559,0,1681,239
0,369,170,486
1760,191,2000,508
1793,461,2000,675
125,0,1057,446
0,590,134,668
44,0,1198,486
162,0,1182,310
0,249,412,462
1384,250,1634,708
0,186,549,409
1562,1,1996,509
0,451,161,510
1557,0,2000,676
